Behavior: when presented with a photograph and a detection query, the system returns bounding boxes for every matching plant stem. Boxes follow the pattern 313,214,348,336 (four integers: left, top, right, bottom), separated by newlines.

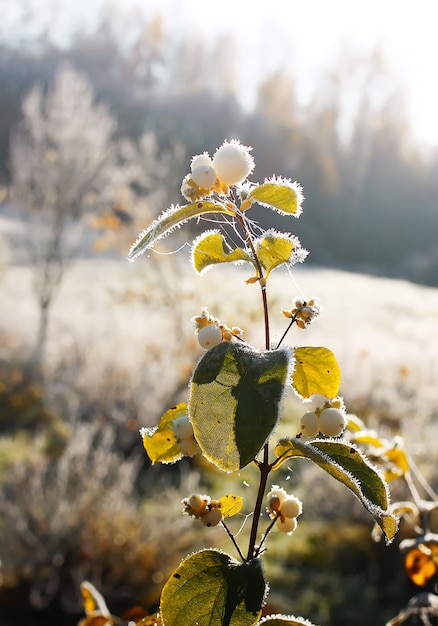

255,513,280,557
235,207,273,561
247,458,271,561
276,312,299,349
234,211,270,350
221,519,247,563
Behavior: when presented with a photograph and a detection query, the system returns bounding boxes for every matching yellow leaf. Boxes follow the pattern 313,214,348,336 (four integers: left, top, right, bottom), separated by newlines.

385,448,409,474
219,494,243,517
142,403,187,464
292,347,340,399
191,231,252,275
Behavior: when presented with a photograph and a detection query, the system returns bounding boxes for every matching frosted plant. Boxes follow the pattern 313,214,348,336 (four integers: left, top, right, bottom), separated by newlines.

125,141,399,625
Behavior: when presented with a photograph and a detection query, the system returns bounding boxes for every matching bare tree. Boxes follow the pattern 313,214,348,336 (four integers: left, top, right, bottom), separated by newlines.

10,62,118,363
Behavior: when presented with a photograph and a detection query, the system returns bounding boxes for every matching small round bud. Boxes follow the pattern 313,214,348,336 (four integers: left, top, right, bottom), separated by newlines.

180,437,199,457
191,165,217,190
319,407,347,437
191,153,213,171
201,508,223,527
298,412,320,437
212,140,254,186
280,495,303,519
173,415,194,440
197,324,223,349
276,515,298,534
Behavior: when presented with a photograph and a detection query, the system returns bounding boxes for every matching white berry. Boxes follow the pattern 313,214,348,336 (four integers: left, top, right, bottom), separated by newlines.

179,438,199,457
267,486,287,506
212,140,254,186
280,496,302,519
197,324,222,349
173,415,194,440
201,508,223,527
298,412,320,437
276,516,297,534
191,165,217,190
186,494,210,516
191,153,213,171
319,407,347,437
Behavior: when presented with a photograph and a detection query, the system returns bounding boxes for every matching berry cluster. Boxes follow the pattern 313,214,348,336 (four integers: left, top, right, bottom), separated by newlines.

182,493,223,527
181,140,255,202
192,307,243,350
298,399,347,438
282,296,321,329
267,486,303,534
172,415,200,457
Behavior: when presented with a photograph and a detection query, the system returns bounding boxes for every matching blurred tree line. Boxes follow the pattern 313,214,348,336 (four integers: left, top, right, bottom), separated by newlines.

1,2,438,285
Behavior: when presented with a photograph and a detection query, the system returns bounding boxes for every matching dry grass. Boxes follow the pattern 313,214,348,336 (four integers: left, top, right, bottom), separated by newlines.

1,251,438,624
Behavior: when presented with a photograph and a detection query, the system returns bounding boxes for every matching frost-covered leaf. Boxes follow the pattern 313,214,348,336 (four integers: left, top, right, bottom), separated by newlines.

219,494,243,518
248,177,303,216
141,403,187,464
128,201,235,261
292,347,340,399
255,231,303,278
257,615,317,626
192,230,252,275
189,342,290,472
274,437,397,543
160,550,265,626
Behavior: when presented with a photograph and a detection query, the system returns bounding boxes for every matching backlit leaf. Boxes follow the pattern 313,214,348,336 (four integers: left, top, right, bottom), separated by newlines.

258,615,317,625
219,494,243,518
192,230,252,275
274,437,397,543
255,231,300,278
189,342,290,472
128,201,235,261
292,347,340,399
248,178,303,216
141,403,187,464
160,550,265,626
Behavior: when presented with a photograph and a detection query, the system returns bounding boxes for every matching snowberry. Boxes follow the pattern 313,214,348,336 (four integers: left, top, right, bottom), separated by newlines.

298,412,320,437
197,323,223,349
267,486,288,515
201,508,223,527
319,407,347,437
173,415,194,440
179,437,199,457
191,153,213,171
191,165,217,190
212,140,254,186
280,495,303,519
267,486,287,506
187,494,210,516
276,515,297,534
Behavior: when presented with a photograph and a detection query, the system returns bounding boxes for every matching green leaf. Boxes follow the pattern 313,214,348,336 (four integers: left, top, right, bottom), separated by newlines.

219,494,243,518
192,230,252,275
292,347,340,399
160,550,265,626
255,231,301,278
274,437,398,543
128,201,235,261
248,177,303,216
141,403,186,464
189,342,290,472
257,615,317,626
